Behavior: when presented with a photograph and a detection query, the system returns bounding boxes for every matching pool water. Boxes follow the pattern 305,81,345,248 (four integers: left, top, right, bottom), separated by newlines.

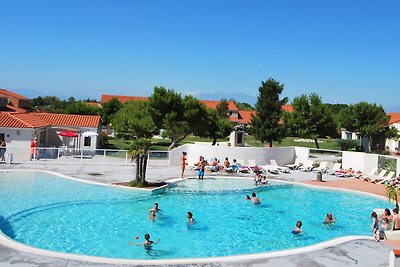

0,171,391,260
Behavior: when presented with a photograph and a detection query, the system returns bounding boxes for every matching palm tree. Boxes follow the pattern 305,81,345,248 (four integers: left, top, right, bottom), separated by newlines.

386,184,399,210
129,138,152,187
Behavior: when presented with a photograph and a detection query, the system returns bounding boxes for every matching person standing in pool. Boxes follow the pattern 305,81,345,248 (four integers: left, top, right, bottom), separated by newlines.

136,233,160,250
292,221,303,234
148,210,157,221
150,203,162,214
187,211,195,225
181,152,188,178
324,213,336,224
251,192,261,204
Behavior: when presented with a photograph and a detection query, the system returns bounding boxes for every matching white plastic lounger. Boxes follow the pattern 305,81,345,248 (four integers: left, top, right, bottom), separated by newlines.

313,161,328,173
376,171,396,184
285,158,302,170
361,167,378,180
298,160,314,172
327,163,342,175
368,170,388,183
261,159,290,174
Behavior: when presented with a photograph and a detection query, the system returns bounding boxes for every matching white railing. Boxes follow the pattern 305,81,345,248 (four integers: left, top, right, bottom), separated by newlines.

2,147,170,167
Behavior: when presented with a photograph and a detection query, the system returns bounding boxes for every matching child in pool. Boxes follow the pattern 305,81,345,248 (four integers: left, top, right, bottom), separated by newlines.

371,212,379,241
148,210,156,221
324,213,337,224
136,233,160,250
187,211,195,225
292,221,303,234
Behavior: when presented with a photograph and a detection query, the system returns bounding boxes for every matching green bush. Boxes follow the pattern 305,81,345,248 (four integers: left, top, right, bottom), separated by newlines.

337,139,359,151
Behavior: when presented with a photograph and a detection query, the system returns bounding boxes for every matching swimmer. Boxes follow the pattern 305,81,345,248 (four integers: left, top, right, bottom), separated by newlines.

187,211,195,224
251,192,261,204
150,203,162,213
148,210,156,221
324,213,337,224
245,195,251,200
292,221,303,234
136,233,160,250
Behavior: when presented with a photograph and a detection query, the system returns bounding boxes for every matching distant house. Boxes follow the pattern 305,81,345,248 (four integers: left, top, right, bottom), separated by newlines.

0,88,32,112
0,89,102,161
341,112,400,152
386,112,400,154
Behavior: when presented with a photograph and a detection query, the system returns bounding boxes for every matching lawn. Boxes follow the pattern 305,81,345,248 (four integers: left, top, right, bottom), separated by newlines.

107,135,341,151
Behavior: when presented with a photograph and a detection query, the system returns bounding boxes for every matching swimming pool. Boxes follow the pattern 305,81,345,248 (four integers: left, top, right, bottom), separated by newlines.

0,171,390,260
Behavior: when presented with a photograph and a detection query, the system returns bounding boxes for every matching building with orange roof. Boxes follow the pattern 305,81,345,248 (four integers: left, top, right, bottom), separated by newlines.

386,112,400,154
0,88,32,111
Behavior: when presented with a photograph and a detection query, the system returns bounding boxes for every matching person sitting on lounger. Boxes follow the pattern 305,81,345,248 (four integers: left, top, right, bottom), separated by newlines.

222,157,230,172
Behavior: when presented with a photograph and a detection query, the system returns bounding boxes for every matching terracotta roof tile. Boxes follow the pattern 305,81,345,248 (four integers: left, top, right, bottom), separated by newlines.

282,105,294,112
0,113,50,128
389,112,400,124
100,94,148,104
33,113,101,128
229,110,255,124
200,100,238,111
0,89,30,100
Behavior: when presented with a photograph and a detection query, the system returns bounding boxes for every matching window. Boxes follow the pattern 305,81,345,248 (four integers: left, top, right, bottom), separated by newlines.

236,132,243,144
346,132,352,140
84,136,91,146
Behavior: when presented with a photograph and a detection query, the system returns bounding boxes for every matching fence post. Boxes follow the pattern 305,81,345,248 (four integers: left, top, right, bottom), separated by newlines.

57,148,60,166
80,149,83,166
103,149,106,165
125,150,128,166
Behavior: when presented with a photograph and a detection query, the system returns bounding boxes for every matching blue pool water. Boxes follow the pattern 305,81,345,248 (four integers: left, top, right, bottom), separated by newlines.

0,171,391,260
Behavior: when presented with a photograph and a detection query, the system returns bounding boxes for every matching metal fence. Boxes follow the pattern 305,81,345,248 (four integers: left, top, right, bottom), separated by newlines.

3,147,170,166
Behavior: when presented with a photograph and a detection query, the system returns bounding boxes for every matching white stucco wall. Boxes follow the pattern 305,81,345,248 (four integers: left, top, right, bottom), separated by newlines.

342,151,379,173
168,144,296,167
0,127,36,161
386,122,400,153
294,147,310,163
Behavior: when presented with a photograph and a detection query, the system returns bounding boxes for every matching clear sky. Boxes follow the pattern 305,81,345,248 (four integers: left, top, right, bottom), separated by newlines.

0,0,399,110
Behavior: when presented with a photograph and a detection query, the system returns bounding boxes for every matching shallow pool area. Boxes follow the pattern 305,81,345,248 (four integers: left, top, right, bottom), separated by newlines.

0,171,392,260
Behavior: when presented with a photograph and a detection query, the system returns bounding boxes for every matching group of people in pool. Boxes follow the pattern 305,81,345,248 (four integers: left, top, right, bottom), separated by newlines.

371,207,400,241
133,203,196,250
291,213,337,235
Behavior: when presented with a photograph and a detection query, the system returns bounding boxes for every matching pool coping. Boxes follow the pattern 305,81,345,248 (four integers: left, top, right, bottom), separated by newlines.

0,170,381,265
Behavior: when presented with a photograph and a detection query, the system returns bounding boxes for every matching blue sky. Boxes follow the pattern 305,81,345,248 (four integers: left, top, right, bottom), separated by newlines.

0,0,399,110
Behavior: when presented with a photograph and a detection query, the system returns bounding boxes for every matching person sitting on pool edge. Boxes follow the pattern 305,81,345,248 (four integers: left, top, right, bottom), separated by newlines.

292,221,303,234
251,192,261,204
324,212,336,224
136,233,160,250
187,211,195,225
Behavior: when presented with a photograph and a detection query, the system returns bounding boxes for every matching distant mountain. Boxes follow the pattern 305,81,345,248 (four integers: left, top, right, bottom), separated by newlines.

11,88,81,100
192,91,257,106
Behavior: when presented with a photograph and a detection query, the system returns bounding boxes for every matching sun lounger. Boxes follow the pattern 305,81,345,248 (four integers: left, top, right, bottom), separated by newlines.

327,163,342,175
247,159,262,173
313,161,328,173
298,160,314,172
361,168,378,180
368,170,388,183
376,171,396,184
285,158,302,170
236,159,251,173
270,159,290,173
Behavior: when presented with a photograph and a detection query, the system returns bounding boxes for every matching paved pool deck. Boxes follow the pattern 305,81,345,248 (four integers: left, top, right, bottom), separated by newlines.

0,161,397,266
